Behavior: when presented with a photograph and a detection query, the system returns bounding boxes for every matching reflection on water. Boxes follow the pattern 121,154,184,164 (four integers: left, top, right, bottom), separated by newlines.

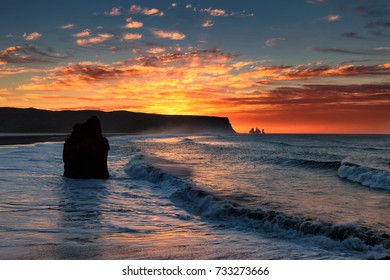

55,178,108,259
52,154,220,259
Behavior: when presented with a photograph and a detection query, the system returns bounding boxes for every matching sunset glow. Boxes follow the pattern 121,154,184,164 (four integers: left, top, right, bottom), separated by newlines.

0,0,389,133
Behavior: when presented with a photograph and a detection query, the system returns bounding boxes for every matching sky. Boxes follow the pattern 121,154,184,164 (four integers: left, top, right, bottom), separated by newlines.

0,0,389,133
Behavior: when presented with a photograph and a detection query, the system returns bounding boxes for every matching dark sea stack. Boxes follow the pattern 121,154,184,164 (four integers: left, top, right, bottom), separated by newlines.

63,116,109,179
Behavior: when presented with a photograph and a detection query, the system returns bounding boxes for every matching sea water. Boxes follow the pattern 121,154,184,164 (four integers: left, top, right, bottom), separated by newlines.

0,134,389,259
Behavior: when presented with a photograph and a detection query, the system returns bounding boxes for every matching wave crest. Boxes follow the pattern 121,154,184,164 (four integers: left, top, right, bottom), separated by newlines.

338,162,390,190
281,158,341,170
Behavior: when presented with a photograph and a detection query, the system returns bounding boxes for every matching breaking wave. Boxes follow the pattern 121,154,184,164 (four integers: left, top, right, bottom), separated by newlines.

276,158,390,191
125,153,390,252
338,162,390,190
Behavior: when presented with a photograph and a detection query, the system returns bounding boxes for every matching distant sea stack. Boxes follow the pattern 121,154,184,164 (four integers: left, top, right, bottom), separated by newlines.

0,107,236,134
249,127,265,134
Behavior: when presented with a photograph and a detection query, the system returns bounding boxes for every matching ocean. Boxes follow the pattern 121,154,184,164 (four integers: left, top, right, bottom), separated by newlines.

0,134,389,260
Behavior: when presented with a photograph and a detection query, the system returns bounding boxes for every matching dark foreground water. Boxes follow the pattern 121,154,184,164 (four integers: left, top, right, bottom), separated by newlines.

1,134,389,259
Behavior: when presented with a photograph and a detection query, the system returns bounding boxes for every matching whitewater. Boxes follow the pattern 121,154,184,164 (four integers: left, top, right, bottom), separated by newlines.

1,134,390,259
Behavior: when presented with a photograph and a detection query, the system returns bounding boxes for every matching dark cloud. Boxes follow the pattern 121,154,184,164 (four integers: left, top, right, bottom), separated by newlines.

271,83,390,98
27,45,71,59
342,32,364,39
120,48,237,67
312,47,390,55
365,20,390,29
252,63,390,86
144,41,166,48
220,83,390,107
307,0,326,5
57,62,139,82
312,47,369,55
342,59,373,64
355,4,390,17
368,30,389,37
0,44,70,64
340,2,390,17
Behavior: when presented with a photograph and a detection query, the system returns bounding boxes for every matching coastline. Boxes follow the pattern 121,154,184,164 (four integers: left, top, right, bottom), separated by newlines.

0,135,68,146
0,133,133,146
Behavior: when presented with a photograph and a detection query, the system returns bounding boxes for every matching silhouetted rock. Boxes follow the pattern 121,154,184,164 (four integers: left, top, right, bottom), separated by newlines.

249,127,261,134
63,116,109,179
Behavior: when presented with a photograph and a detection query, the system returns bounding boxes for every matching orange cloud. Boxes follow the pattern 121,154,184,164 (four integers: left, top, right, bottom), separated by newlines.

105,7,121,16
23,32,42,41
202,20,214,27
15,49,234,92
2,46,23,56
122,33,142,41
142,8,164,16
201,8,227,16
198,7,254,17
73,29,91,37
323,14,341,21
76,33,113,46
252,63,390,83
0,88,11,98
122,18,143,29
146,47,166,54
14,49,390,96
151,29,186,40
129,5,164,16
16,61,139,91
60,23,75,29
0,65,45,77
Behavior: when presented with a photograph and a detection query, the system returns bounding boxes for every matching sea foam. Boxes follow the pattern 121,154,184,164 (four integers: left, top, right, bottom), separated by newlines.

338,162,390,190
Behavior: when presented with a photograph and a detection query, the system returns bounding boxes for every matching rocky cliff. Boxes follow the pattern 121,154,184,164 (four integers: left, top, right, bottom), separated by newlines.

0,107,236,134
